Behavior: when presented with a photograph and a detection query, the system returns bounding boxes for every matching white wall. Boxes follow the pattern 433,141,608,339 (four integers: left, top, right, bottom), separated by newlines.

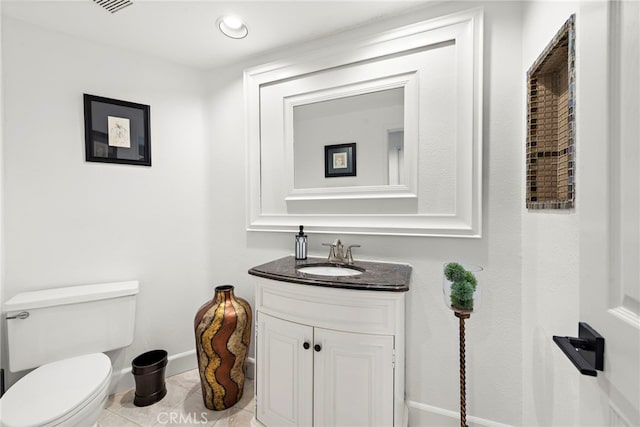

0,0,5,390
207,2,524,425
520,2,581,426
1,16,213,391
2,2,593,426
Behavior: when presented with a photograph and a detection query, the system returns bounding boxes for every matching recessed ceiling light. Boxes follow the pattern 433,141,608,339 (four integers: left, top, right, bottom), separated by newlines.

217,15,248,39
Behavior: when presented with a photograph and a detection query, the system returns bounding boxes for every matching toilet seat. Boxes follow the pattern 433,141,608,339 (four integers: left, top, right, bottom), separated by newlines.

0,353,112,427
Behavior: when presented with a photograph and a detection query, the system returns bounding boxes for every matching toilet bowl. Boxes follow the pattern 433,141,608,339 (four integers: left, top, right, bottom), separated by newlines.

0,281,139,427
0,353,112,427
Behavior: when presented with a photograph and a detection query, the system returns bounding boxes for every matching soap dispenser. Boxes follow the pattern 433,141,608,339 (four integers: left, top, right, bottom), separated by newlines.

295,225,308,260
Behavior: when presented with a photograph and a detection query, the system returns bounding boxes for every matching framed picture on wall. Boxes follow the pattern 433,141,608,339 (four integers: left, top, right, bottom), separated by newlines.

83,94,151,166
325,142,356,178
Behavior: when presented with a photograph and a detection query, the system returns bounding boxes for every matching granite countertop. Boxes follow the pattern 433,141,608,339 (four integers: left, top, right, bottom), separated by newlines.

248,256,411,292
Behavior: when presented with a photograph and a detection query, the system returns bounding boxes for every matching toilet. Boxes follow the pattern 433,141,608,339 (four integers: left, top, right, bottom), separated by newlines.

0,281,139,427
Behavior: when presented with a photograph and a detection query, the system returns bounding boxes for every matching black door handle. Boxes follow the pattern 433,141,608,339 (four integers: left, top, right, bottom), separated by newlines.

303,342,310,350
553,322,604,376
314,344,322,352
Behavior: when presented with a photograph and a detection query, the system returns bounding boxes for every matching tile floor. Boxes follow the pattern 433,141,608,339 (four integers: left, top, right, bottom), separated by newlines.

99,369,255,426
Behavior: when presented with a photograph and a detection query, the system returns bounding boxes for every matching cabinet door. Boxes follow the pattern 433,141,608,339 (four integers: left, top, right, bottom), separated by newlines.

313,328,394,427
256,312,313,427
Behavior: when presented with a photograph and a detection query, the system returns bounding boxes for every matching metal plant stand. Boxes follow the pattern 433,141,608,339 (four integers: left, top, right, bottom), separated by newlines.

455,310,471,427
443,262,482,427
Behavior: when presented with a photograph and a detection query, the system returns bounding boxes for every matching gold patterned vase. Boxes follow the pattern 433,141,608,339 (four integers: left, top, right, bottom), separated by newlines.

194,285,252,410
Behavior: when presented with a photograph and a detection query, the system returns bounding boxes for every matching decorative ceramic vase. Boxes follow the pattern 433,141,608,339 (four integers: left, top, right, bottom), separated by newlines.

194,285,252,410
442,263,483,313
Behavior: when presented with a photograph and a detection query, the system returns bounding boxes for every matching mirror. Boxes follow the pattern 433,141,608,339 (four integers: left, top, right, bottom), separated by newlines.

293,88,404,189
245,8,483,237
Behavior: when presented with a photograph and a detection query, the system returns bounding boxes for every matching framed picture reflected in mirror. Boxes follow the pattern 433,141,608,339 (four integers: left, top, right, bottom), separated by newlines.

325,142,356,178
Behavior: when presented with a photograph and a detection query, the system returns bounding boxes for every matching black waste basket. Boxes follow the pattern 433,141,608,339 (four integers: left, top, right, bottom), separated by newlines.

132,349,168,407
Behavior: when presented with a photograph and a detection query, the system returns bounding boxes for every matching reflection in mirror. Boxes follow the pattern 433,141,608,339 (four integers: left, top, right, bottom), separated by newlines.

387,129,404,185
293,87,404,189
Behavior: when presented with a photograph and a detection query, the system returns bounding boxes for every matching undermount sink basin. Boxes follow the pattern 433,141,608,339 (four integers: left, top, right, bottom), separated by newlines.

296,264,364,277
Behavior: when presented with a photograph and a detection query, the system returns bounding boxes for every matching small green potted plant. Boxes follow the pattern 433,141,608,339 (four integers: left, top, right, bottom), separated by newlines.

443,262,482,312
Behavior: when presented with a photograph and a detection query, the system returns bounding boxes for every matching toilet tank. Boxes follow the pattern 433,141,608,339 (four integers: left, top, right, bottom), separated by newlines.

3,281,139,372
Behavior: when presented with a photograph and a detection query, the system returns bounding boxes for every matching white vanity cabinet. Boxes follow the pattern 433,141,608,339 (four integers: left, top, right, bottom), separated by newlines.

254,276,406,427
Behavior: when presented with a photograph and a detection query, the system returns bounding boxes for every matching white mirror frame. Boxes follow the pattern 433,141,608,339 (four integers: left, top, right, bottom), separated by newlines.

245,8,483,237
284,72,418,201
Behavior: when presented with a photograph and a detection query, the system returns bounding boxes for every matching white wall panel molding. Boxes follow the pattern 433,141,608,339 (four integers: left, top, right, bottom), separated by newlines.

246,8,484,237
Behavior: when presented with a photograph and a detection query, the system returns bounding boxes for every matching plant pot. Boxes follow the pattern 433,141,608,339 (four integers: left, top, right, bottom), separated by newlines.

443,263,483,313
132,349,168,407
194,285,252,410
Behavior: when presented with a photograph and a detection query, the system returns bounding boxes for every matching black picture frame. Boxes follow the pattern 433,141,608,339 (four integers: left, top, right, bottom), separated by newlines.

84,94,151,166
325,143,356,178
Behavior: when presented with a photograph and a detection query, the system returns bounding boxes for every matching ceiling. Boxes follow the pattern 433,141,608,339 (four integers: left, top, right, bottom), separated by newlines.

1,0,430,70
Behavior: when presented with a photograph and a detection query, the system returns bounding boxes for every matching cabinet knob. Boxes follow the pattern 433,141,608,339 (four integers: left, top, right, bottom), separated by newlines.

303,342,310,350
314,344,322,352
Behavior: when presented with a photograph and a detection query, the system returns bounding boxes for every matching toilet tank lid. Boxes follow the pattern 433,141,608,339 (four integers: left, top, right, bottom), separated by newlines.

3,280,139,312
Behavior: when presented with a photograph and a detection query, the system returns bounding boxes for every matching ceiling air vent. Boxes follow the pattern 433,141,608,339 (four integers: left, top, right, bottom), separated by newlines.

93,0,133,14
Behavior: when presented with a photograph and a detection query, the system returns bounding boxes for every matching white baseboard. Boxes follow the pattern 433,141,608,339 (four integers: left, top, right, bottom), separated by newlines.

167,349,199,375
406,400,513,427
109,364,134,395
109,351,254,395
109,349,198,395
246,356,255,380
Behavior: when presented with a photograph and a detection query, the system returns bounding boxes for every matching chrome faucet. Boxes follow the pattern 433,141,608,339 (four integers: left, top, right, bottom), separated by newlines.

322,239,360,265
345,244,360,264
